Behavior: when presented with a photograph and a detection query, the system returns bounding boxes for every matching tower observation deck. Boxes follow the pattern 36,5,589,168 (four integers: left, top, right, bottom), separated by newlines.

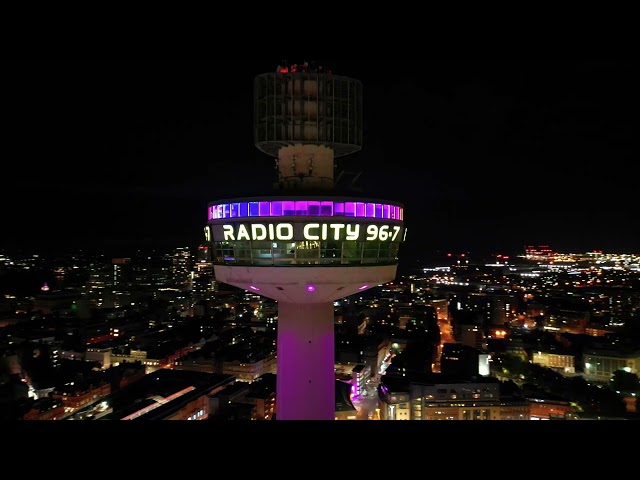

205,61,406,420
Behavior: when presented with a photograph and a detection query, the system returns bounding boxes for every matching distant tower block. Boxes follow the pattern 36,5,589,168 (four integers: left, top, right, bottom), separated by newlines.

207,62,406,420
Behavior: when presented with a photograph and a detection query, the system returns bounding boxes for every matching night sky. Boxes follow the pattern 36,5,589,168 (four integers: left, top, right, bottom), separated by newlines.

3,55,637,266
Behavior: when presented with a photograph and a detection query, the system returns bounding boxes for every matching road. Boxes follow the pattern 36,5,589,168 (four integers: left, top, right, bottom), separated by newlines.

350,379,381,420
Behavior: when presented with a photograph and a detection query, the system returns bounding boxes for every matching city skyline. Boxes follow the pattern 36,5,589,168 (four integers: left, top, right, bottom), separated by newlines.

4,57,636,260
1,30,638,453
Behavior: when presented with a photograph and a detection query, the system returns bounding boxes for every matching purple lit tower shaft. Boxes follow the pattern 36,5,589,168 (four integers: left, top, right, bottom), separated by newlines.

207,66,404,420
276,302,335,420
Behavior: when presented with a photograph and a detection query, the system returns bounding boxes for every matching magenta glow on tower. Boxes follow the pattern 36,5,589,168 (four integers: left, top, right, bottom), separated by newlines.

204,62,406,420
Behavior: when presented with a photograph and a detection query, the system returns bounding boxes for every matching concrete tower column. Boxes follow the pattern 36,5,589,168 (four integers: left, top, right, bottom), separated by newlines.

276,301,335,420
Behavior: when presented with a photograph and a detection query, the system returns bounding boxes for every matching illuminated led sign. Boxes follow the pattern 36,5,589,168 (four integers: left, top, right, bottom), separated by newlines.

210,222,406,243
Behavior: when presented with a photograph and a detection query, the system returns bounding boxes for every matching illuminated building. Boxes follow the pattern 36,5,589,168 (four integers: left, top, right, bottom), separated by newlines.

205,62,406,420
528,397,576,420
112,257,132,286
211,372,278,420
531,350,576,374
23,398,66,421
336,335,389,380
64,369,236,420
171,247,192,290
85,347,112,369
459,325,486,350
350,363,371,396
378,374,530,420
174,351,277,383
583,347,640,383
50,381,111,412
524,245,555,261
192,245,217,301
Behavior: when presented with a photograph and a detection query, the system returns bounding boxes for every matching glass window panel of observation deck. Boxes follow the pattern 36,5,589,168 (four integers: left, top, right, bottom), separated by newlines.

273,241,295,264
375,203,383,219
230,203,240,218
251,241,274,264
283,201,295,216
295,201,308,216
321,201,333,216
235,243,252,261
366,203,375,217
271,201,283,216
383,204,390,219
363,242,381,263
342,241,362,263
215,243,235,262
308,201,321,216
259,201,270,217
239,202,249,217
344,202,356,217
295,240,320,264
320,240,342,265
379,242,391,261
355,202,365,217
334,202,345,216
249,202,260,217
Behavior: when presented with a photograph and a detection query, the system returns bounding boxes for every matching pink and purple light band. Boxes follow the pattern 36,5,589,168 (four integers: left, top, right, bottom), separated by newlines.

209,200,403,221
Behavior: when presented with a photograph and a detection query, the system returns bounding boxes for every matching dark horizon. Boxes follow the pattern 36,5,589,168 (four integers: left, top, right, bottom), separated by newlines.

3,57,636,258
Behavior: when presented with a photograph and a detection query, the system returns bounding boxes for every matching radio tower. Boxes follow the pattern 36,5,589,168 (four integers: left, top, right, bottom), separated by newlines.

205,61,406,420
